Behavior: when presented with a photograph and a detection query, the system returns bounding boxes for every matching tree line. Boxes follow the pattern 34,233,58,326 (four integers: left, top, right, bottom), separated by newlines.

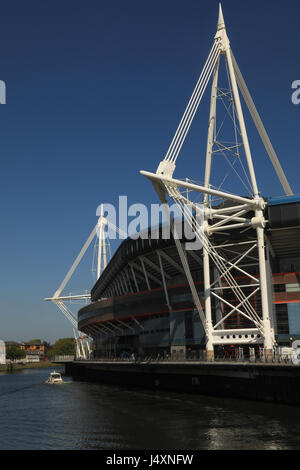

5,338,75,361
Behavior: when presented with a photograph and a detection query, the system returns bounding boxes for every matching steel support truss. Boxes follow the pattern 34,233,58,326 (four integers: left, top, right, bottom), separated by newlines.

44,202,131,352
140,5,284,360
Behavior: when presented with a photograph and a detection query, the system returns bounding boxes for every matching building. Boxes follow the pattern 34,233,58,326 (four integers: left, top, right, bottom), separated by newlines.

20,342,45,361
0,341,5,364
77,196,300,359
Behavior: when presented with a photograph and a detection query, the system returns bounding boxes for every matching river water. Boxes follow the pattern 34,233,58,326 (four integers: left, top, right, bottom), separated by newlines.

1,367,300,450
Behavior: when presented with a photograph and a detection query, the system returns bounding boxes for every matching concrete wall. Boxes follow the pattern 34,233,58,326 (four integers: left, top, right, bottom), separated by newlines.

67,361,300,406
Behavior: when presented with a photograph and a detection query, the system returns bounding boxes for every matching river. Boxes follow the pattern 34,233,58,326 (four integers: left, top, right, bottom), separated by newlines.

1,367,300,450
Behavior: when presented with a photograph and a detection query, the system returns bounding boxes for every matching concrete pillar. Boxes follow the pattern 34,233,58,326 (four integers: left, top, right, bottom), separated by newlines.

264,348,273,363
206,349,214,362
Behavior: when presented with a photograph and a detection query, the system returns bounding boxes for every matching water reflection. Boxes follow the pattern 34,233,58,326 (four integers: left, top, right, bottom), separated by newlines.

1,367,300,449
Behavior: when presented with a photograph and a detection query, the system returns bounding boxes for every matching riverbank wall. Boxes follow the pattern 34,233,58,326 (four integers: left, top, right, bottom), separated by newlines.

0,361,58,373
65,360,300,406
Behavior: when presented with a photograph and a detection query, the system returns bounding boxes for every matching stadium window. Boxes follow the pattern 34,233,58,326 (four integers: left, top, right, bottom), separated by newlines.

274,284,286,293
275,304,289,335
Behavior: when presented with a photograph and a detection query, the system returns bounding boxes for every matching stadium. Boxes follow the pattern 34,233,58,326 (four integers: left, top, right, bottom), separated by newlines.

78,196,300,359
66,6,300,363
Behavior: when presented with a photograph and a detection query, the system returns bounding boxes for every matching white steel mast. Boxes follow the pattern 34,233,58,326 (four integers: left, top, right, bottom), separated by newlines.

44,207,128,357
141,4,290,361
96,204,108,280
44,210,109,359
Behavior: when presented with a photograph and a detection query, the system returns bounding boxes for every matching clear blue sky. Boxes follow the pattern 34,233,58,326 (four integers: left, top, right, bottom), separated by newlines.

0,0,299,343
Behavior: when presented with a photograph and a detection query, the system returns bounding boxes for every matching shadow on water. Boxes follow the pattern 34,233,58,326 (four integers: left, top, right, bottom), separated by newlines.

1,367,300,450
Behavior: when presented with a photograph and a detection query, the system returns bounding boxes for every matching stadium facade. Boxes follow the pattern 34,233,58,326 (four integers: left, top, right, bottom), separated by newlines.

78,196,300,359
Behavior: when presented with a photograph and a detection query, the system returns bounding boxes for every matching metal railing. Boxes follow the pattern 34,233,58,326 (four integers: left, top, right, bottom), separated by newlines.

76,352,299,365
52,355,75,362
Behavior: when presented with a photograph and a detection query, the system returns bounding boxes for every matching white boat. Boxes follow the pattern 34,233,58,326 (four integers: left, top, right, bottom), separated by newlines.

45,371,63,384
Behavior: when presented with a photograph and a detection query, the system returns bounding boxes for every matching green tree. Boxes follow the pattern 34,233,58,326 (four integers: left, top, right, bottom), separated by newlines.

6,344,26,361
43,341,52,359
47,338,75,358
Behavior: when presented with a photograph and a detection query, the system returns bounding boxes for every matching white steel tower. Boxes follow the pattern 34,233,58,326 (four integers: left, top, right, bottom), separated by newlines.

141,5,293,361
44,205,110,358
44,204,128,357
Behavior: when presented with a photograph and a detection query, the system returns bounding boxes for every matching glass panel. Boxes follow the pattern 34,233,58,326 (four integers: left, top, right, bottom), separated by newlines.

276,304,289,335
288,303,300,335
274,284,286,293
